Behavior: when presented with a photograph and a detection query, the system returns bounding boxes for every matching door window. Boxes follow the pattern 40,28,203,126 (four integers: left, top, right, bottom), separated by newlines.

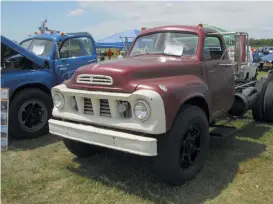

203,36,228,60
59,37,93,58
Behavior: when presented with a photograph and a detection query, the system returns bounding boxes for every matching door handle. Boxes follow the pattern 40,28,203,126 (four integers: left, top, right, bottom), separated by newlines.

56,64,70,68
209,69,216,73
219,63,233,66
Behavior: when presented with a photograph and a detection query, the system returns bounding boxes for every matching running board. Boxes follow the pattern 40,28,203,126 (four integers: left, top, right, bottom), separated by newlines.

209,125,237,139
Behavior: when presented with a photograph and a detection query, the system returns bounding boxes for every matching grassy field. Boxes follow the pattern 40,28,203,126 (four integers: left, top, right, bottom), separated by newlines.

1,72,273,204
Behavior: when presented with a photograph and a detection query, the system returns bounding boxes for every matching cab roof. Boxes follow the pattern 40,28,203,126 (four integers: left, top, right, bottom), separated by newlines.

139,25,221,36
22,32,93,42
23,33,66,42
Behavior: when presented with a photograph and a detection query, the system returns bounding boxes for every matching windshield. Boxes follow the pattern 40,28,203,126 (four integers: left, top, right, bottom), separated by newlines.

20,39,54,57
129,32,199,57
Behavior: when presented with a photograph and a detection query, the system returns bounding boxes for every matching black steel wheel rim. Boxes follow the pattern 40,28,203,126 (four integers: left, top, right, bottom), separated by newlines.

179,125,202,169
18,99,47,132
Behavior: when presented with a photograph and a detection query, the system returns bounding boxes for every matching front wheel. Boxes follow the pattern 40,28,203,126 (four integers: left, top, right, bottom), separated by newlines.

154,105,210,185
9,88,53,139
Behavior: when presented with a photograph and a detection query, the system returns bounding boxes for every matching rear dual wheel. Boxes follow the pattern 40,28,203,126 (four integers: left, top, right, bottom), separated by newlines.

263,81,273,122
252,80,273,122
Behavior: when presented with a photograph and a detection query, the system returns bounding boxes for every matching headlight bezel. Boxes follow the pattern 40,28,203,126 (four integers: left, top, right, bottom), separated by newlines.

133,100,151,121
53,92,65,109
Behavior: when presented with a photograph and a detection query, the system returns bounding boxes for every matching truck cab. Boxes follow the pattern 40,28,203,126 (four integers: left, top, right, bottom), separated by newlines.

48,24,273,185
1,31,97,139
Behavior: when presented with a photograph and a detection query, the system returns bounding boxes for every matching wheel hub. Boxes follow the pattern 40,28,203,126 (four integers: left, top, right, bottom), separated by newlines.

180,125,201,169
18,99,47,132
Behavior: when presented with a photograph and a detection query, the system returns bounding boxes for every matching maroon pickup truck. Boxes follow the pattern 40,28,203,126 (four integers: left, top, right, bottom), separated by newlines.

48,24,273,185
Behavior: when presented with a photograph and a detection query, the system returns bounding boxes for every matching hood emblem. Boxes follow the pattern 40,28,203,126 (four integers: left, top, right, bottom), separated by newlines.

159,85,167,92
77,74,113,85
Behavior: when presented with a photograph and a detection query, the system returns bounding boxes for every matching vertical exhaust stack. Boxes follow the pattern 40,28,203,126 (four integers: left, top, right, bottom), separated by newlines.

234,33,247,64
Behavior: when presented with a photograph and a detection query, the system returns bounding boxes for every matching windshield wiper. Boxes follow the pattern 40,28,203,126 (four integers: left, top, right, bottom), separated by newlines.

132,52,162,57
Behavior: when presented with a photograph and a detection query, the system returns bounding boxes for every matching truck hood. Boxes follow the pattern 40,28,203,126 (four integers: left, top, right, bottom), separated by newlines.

67,55,200,93
1,35,45,67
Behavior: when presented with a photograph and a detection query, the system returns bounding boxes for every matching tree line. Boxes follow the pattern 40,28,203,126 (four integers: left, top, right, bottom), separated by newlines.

249,38,273,47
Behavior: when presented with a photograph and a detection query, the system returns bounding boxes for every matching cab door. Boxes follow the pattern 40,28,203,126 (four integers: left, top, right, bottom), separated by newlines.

54,35,97,83
202,35,235,118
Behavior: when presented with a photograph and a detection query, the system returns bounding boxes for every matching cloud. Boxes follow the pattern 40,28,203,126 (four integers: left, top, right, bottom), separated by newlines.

67,8,85,16
79,1,273,40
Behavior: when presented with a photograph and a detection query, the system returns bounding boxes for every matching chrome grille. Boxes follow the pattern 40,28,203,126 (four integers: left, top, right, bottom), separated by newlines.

83,98,94,115
100,99,111,117
77,74,113,85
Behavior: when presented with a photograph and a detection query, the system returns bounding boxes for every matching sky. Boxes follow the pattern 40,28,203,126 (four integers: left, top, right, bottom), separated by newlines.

1,0,273,42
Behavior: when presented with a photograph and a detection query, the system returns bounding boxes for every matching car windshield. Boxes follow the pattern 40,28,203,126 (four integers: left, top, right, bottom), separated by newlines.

20,39,54,57
129,32,199,57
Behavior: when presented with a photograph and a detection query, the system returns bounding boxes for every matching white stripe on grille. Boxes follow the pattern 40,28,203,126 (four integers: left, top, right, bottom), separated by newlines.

77,74,113,85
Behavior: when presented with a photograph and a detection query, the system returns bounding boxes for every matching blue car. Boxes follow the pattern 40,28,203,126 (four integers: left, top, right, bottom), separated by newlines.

1,32,97,139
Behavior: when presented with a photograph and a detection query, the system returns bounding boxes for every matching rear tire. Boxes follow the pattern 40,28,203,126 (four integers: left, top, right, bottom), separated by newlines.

9,88,53,139
263,81,273,122
154,105,209,186
63,138,105,158
252,80,268,122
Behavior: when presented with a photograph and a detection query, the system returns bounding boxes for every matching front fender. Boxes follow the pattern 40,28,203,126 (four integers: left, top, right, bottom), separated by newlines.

2,71,55,98
135,75,210,131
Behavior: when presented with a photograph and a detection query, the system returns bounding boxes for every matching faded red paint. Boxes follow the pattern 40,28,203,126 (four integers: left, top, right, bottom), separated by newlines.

66,25,236,132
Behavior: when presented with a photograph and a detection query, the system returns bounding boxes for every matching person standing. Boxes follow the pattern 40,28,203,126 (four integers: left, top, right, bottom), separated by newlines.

117,50,125,59
107,48,113,60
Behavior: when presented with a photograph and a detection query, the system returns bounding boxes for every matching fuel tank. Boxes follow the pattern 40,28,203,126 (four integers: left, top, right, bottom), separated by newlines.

228,87,259,117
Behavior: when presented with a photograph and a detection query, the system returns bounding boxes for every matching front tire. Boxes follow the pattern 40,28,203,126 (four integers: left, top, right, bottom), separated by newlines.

9,88,53,139
154,105,210,185
63,138,105,158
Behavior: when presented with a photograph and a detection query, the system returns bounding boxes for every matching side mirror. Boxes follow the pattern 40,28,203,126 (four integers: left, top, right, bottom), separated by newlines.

60,50,70,59
234,34,247,63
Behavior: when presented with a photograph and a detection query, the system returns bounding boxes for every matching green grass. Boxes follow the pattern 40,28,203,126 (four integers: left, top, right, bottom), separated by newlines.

1,72,273,204
258,71,270,79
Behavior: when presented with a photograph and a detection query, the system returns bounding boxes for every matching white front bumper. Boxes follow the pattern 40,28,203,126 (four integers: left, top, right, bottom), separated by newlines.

49,119,157,156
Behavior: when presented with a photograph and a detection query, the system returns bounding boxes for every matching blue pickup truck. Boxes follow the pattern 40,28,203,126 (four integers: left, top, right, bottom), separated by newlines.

1,32,97,139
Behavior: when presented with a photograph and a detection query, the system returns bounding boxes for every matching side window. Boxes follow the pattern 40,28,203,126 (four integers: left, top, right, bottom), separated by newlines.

81,37,93,55
59,40,71,58
20,40,31,49
59,37,93,58
69,39,82,57
203,36,227,60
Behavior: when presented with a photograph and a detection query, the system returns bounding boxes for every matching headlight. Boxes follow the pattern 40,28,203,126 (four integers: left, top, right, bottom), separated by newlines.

53,92,65,109
133,100,150,121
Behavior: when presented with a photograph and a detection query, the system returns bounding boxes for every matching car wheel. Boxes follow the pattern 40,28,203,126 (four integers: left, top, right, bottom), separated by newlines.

252,80,268,122
9,88,53,139
154,105,209,185
263,81,273,122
